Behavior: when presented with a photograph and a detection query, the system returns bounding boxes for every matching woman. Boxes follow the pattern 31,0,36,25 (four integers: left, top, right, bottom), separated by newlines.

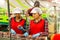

29,7,48,38
10,8,26,34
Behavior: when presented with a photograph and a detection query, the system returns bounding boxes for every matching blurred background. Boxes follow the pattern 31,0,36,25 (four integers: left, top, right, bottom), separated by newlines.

0,0,60,40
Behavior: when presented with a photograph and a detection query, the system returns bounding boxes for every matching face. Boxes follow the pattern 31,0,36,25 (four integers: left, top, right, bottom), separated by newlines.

15,13,21,17
32,13,40,19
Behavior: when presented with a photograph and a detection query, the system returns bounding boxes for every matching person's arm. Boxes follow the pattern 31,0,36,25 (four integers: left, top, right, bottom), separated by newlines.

10,18,16,34
30,19,48,38
18,21,27,33
40,19,48,36
45,19,48,34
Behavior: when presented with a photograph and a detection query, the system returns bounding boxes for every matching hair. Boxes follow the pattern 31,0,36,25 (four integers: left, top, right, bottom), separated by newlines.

34,1,40,7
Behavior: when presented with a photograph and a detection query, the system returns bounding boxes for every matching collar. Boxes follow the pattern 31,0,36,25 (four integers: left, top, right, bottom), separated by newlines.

34,18,42,24
14,17,22,22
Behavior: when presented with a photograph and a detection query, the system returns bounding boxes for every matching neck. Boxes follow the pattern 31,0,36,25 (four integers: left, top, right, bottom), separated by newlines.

15,17,21,22
36,16,40,20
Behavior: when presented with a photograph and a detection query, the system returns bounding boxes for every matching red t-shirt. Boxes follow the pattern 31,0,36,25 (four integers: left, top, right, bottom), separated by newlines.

29,19,45,35
52,34,60,40
11,17,26,34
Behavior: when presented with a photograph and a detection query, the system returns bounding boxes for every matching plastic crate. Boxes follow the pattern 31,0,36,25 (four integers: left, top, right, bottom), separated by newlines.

0,31,48,40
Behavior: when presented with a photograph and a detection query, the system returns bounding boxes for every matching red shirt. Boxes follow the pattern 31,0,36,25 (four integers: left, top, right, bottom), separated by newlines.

51,34,60,40
11,17,25,34
29,19,45,35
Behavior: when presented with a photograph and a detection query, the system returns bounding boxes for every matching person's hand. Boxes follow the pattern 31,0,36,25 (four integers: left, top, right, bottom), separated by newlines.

11,29,16,35
32,33,40,38
24,32,29,37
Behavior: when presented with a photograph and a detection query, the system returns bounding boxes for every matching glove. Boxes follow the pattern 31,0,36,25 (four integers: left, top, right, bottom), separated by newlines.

32,33,40,38
19,26,24,30
24,32,29,37
18,26,25,31
18,26,26,33
11,29,16,35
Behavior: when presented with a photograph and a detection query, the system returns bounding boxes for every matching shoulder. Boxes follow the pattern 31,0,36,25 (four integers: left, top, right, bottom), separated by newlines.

10,17,15,20
30,20,34,23
41,19,45,21
40,19,45,22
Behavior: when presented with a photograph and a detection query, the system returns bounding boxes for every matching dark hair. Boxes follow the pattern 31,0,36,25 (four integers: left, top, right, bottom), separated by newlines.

34,1,40,7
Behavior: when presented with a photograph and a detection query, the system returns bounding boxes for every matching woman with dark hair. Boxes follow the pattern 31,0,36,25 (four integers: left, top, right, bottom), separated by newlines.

10,8,26,34
28,7,48,38
26,1,40,16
